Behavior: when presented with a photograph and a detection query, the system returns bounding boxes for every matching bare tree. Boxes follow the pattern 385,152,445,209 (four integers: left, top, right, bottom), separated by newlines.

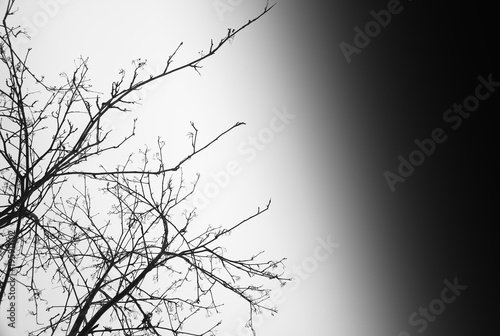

0,1,289,335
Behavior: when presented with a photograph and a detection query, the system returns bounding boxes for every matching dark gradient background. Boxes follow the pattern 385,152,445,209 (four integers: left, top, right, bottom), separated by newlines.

286,0,499,334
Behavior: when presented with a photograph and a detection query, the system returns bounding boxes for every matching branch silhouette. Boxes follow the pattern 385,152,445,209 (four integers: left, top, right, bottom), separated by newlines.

0,1,289,336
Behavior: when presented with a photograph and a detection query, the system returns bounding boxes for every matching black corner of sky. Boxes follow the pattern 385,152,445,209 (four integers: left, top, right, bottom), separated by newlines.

290,0,500,334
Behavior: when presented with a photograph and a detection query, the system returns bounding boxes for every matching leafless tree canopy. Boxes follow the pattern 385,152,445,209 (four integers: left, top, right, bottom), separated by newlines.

0,1,288,335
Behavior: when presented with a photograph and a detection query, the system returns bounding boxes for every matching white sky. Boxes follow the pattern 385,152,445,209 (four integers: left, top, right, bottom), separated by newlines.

1,1,398,336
